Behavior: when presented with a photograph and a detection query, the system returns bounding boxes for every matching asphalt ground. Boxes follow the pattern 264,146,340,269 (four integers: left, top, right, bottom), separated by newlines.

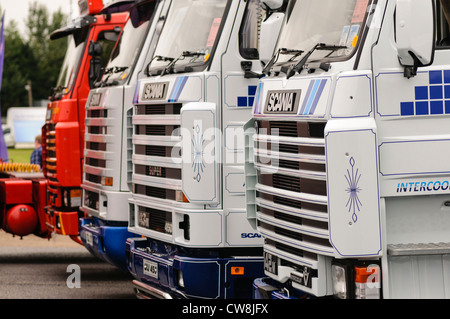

0,230,136,299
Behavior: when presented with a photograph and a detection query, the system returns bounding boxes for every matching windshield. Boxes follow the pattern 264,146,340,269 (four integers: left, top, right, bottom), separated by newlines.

102,1,156,84
54,35,85,96
275,0,370,64
148,0,229,72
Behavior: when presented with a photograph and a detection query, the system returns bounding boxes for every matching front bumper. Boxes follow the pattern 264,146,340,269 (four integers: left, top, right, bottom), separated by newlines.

45,208,80,236
80,216,138,271
126,237,264,299
252,277,311,299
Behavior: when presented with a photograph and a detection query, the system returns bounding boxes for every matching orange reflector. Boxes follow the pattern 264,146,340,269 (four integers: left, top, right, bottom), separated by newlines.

104,177,113,186
70,189,82,197
231,267,245,275
176,190,190,202
355,265,379,284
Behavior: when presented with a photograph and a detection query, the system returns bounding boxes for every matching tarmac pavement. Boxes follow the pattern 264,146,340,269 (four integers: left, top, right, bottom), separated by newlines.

0,230,136,299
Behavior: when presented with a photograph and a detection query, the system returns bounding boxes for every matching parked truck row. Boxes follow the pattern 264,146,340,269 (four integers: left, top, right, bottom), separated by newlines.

1,0,449,300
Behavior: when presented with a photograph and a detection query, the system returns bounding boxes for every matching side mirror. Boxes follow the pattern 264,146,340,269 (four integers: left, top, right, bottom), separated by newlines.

259,12,284,64
395,0,434,78
88,40,103,88
88,40,103,56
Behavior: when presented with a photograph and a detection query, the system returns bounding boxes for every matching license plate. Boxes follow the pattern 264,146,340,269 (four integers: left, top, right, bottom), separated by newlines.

138,211,149,228
143,260,158,279
85,231,93,246
264,252,278,275
290,266,313,288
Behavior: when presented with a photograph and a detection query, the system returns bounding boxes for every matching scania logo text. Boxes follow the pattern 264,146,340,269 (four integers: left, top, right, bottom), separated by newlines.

142,82,168,100
264,90,301,114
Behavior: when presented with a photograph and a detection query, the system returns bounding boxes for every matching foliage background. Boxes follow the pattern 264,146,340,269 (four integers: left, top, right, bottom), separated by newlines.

0,1,68,116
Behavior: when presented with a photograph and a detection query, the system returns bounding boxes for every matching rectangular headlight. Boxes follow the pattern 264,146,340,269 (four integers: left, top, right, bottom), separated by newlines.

332,264,349,299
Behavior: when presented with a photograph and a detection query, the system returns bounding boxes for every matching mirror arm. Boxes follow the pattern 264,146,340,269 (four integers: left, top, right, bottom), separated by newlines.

403,52,420,79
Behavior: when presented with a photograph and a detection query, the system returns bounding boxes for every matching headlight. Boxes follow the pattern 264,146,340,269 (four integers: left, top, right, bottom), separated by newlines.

332,260,381,299
332,264,349,299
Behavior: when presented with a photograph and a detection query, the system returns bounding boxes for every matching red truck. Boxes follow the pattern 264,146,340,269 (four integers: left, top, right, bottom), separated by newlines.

42,0,134,244
42,0,130,244
0,0,131,242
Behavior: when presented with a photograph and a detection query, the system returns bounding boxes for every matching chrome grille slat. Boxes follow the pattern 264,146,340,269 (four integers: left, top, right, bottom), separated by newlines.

133,154,182,169
256,197,328,222
255,148,326,164
256,211,329,239
253,119,333,291
132,104,182,195
255,163,327,181
254,134,325,148
259,225,334,256
84,101,113,184
256,183,327,206
131,103,182,236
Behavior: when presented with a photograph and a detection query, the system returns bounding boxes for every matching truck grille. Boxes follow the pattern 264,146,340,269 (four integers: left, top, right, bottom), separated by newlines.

42,123,58,193
83,105,110,185
252,120,333,292
131,103,182,235
137,206,173,234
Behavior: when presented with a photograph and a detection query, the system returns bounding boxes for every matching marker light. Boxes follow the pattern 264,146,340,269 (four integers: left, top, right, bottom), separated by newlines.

103,176,113,186
176,190,189,202
355,265,380,299
332,261,381,299
231,267,245,275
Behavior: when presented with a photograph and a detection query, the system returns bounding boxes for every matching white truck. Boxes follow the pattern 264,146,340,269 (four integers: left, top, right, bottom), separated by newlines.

79,0,170,271
126,0,284,299
246,0,450,299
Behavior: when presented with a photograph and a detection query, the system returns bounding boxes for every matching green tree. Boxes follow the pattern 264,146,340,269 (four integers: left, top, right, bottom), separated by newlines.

25,1,68,102
0,21,35,113
0,1,67,115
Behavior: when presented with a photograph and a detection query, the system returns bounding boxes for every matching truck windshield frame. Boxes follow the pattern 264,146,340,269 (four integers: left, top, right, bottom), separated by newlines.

274,0,371,67
53,34,86,99
101,1,157,85
148,0,232,75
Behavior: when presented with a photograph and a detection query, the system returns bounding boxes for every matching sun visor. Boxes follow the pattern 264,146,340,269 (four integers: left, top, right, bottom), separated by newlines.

101,0,136,14
49,15,96,41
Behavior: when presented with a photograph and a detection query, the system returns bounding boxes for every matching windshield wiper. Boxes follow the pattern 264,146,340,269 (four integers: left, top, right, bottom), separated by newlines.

49,85,68,100
262,48,304,76
286,43,347,79
145,55,175,76
104,66,129,75
161,51,206,76
94,66,129,87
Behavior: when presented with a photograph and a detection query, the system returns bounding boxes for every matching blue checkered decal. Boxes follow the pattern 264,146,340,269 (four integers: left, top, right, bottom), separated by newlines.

401,70,450,116
237,85,257,107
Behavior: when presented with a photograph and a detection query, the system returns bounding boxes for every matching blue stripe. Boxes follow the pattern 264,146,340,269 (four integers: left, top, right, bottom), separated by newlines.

168,78,179,102
303,80,321,115
175,76,188,101
168,76,188,102
133,80,141,104
308,79,327,115
299,80,315,114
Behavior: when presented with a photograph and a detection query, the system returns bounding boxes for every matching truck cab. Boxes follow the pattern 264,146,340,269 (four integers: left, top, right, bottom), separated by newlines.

126,0,284,299
247,0,450,299
42,0,130,244
79,0,170,271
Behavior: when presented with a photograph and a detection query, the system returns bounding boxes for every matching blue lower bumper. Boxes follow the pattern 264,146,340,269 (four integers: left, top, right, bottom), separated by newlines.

126,237,264,299
252,277,311,299
80,217,139,272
